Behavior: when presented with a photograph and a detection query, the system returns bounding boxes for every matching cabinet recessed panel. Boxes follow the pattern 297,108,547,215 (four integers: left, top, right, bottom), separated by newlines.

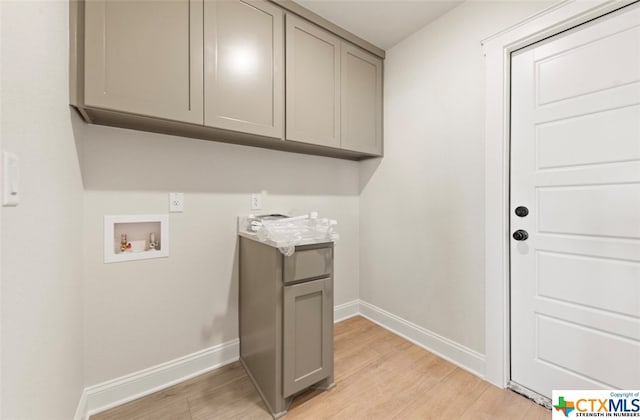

84,0,203,123
204,0,283,138
283,277,332,397
293,291,324,377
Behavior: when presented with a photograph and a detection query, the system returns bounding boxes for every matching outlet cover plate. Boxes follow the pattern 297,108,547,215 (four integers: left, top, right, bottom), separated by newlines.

3,151,19,207
169,192,184,212
251,193,262,210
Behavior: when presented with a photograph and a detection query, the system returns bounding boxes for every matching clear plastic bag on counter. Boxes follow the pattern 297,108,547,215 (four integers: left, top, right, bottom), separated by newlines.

248,212,339,255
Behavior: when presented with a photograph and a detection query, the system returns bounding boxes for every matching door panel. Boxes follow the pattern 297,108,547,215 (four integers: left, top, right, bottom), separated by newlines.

536,315,638,388
534,296,639,343
537,251,640,318
536,105,640,169
537,184,640,238
285,14,341,148
510,3,640,398
204,0,284,138
535,26,640,105
84,0,203,123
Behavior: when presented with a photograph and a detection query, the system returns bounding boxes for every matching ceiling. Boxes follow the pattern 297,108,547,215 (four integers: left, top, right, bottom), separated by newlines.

293,0,463,50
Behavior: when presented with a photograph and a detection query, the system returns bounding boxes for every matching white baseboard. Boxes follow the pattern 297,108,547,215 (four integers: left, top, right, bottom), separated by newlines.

73,389,88,420
78,339,239,420
333,299,360,322
75,300,486,419
75,301,361,419
358,300,486,378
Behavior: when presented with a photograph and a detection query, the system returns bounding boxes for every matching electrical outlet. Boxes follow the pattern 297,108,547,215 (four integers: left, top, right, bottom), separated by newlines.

2,151,19,207
169,192,184,212
251,193,262,210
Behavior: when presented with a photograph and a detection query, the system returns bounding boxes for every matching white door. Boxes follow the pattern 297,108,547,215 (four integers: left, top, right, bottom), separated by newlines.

510,3,640,399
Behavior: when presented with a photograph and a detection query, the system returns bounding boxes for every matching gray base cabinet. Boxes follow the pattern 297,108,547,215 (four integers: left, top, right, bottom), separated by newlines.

239,238,334,418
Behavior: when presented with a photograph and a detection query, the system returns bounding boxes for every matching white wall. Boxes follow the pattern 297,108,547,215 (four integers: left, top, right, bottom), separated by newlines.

79,124,360,386
0,0,561,413
360,1,554,361
0,1,4,415
1,1,85,419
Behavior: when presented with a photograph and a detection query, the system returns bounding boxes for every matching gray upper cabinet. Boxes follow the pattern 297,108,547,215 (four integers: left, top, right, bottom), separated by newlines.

341,42,383,155
72,0,383,160
83,0,203,124
204,0,284,139
285,14,341,149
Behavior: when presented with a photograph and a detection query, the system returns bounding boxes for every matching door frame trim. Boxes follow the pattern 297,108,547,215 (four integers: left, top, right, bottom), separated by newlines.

482,0,637,388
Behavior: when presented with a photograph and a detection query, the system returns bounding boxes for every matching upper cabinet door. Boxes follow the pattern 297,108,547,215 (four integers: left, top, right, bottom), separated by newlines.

84,0,204,124
204,0,284,139
285,15,341,148
341,43,383,155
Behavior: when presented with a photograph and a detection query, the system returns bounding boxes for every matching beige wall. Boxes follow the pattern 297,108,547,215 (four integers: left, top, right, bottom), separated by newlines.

1,1,85,419
359,1,554,357
79,123,360,385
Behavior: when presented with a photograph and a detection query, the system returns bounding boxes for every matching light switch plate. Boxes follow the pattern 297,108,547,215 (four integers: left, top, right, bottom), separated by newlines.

169,192,184,212
3,151,19,207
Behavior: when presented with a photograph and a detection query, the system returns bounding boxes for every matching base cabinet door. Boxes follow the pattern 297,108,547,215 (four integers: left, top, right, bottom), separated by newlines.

84,0,204,123
341,42,382,155
204,0,284,138
283,277,333,397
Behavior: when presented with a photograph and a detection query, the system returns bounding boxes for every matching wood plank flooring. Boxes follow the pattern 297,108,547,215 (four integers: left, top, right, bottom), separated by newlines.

91,316,549,420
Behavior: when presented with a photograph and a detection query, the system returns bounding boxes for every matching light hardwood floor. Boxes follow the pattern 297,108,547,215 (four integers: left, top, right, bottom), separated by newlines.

91,316,550,420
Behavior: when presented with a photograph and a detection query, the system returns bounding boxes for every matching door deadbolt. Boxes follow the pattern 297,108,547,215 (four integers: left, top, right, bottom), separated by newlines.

515,206,529,217
512,230,529,241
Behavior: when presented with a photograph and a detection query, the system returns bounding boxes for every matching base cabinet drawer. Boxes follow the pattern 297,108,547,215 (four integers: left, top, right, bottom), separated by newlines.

284,244,333,283
283,277,334,397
